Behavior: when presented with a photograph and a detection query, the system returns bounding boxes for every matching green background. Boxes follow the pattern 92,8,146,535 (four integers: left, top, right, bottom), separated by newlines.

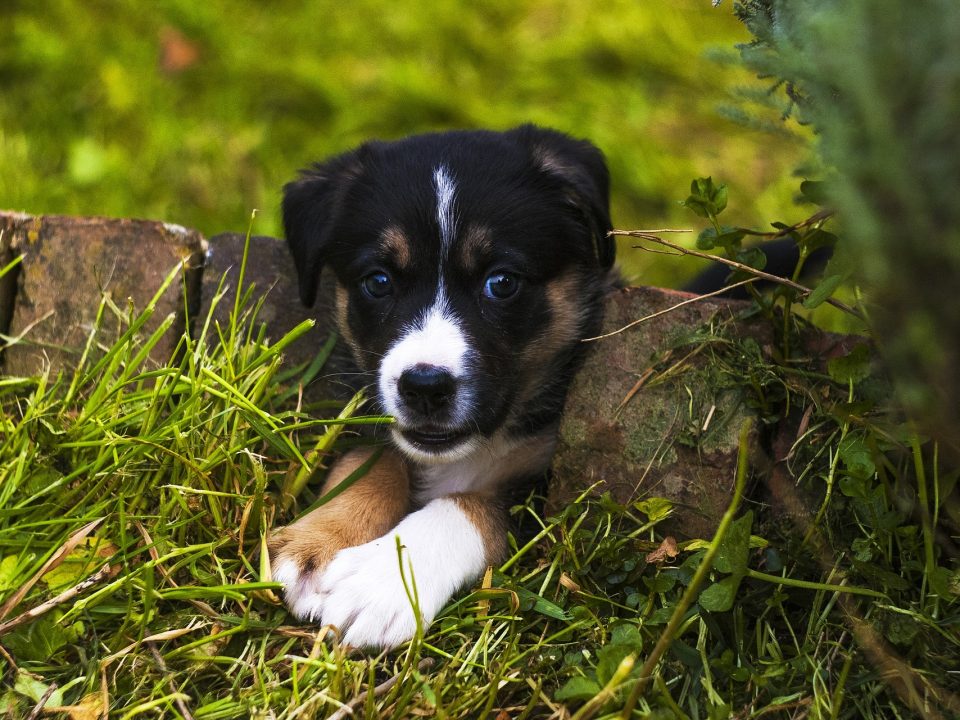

1,0,806,286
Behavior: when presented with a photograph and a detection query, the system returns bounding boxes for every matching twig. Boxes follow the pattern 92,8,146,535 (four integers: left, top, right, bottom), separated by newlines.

101,621,205,667
327,658,435,720
839,594,958,719
0,641,18,672
613,230,865,321
0,517,105,620
739,208,834,238
24,681,58,720
0,564,112,637
582,278,757,342
614,365,657,417
148,641,195,720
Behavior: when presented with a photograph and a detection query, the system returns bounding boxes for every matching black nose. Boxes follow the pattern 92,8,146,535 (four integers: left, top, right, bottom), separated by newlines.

398,365,456,416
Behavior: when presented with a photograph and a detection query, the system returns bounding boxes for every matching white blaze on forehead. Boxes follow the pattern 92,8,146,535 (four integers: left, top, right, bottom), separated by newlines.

433,164,458,251
376,165,472,445
378,293,471,421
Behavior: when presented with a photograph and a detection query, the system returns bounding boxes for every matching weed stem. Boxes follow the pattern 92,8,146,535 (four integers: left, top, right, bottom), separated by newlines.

620,418,752,718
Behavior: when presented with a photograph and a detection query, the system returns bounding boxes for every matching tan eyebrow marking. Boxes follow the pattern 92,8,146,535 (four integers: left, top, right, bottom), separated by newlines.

379,225,411,269
457,224,493,272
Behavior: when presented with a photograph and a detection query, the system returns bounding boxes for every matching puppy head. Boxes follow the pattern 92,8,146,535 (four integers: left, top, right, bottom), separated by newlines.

283,125,615,463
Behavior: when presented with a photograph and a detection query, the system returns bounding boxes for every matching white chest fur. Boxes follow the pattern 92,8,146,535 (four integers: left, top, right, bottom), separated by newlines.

413,431,557,504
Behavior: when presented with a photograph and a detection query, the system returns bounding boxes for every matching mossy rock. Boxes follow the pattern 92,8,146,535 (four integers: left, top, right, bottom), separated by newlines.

551,286,768,539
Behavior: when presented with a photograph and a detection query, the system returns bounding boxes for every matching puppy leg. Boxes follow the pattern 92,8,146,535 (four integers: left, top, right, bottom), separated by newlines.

317,492,507,649
269,447,410,622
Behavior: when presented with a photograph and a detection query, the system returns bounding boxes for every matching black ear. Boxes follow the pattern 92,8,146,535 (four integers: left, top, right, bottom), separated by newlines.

282,149,364,306
511,124,615,269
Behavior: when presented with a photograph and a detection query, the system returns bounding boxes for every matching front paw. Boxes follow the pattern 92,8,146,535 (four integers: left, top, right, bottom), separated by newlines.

311,497,491,649
268,446,411,624
318,539,425,649
268,526,341,623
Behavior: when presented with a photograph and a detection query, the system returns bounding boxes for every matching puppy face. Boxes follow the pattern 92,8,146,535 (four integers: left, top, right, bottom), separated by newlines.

284,125,614,464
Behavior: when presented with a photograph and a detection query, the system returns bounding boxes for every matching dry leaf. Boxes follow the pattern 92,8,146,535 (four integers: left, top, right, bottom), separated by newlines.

0,518,104,620
645,536,678,564
558,572,581,593
42,692,103,720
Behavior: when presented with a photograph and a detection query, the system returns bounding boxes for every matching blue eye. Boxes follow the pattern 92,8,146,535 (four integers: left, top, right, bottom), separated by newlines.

360,271,393,298
482,272,520,300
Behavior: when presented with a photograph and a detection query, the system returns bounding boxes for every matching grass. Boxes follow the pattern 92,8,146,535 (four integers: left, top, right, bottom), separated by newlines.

0,228,956,719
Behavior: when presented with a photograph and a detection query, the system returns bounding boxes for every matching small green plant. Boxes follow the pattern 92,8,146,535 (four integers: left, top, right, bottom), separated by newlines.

681,176,850,328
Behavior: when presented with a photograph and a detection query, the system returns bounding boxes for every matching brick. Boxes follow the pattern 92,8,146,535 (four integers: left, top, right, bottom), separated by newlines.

200,233,351,404
550,286,765,539
1,212,204,377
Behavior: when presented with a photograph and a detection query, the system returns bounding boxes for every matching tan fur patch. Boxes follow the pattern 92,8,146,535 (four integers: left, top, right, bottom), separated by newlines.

334,282,362,362
449,493,508,566
268,447,411,574
520,270,584,368
380,226,411,269
512,269,587,410
456,224,493,272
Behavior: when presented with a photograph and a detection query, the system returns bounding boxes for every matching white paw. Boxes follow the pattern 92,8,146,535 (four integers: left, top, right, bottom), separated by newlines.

278,498,488,649
319,538,427,649
272,558,326,622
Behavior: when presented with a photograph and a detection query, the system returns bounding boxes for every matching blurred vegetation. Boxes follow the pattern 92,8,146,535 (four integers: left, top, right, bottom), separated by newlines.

0,0,807,288
731,0,960,457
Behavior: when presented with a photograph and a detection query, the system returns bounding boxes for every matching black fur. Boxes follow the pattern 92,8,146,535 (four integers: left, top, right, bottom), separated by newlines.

684,237,833,299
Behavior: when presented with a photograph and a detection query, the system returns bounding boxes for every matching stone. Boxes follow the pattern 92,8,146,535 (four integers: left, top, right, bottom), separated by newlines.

200,233,351,405
550,286,767,539
0,212,205,377
0,212,868,537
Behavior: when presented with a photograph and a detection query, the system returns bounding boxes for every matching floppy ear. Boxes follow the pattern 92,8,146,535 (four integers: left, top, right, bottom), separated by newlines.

511,124,615,269
282,150,364,307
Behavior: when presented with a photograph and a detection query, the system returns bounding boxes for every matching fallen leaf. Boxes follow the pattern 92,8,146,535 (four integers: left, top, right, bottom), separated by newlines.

645,536,678,564
558,572,581,593
0,518,104,620
42,692,103,720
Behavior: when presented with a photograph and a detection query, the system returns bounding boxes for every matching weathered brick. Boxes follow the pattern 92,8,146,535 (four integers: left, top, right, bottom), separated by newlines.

551,286,862,538
201,233,348,404
551,286,764,539
0,212,204,377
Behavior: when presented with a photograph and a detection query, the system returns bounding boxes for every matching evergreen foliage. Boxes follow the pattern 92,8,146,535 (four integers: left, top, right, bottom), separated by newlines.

732,0,960,456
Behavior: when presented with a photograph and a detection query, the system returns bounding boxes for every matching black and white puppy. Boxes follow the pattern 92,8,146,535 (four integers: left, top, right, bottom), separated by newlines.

269,125,616,648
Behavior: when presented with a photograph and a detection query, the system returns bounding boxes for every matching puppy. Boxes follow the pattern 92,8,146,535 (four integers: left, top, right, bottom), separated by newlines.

269,125,616,648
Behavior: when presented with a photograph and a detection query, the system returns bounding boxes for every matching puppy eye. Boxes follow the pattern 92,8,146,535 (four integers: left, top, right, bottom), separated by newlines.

482,272,520,300
360,271,393,298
